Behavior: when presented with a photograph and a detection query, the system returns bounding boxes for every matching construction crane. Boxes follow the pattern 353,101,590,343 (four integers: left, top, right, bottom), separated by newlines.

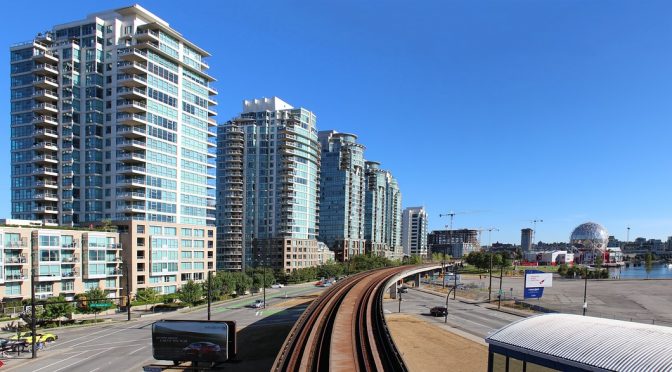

439,210,483,230
438,211,483,288
530,219,543,249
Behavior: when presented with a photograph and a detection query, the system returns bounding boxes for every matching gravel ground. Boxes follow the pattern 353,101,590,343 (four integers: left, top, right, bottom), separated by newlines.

386,313,487,371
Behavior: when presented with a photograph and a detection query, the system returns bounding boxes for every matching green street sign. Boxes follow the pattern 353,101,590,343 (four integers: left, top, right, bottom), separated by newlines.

90,302,113,309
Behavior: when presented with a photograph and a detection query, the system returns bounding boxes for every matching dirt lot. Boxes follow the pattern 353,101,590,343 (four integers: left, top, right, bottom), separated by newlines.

268,294,319,308
386,313,488,371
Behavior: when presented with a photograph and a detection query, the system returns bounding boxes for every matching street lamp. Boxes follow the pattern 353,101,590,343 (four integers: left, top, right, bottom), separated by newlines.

582,266,594,316
124,262,132,321
398,288,403,313
207,270,212,321
444,286,456,324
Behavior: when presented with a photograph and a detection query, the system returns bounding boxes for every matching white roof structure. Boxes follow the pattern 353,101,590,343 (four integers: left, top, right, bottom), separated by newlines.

486,313,672,371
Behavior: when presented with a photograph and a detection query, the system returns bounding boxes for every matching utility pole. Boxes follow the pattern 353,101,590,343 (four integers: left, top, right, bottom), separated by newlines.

262,243,267,309
498,264,503,310
453,264,458,300
480,227,499,302
207,270,212,321
30,235,37,358
398,289,402,313
126,263,131,321
489,252,493,302
439,212,457,288
583,269,589,316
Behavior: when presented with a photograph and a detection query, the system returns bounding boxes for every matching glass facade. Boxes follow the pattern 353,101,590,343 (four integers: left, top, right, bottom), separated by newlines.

364,161,402,256
217,98,320,271
10,6,217,227
318,131,366,261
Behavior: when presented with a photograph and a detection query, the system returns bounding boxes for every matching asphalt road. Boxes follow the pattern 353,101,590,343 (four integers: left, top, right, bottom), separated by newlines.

384,288,522,339
2,284,323,372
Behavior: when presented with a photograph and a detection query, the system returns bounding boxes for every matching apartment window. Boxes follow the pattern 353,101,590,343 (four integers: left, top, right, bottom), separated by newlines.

137,225,145,234
5,283,21,296
137,275,145,284
84,280,100,290
137,250,145,259
36,283,53,293
105,279,117,288
137,237,145,247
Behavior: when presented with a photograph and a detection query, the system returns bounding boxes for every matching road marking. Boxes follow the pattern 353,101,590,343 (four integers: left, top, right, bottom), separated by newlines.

56,323,150,350
89,368,100,372
30,351,89,372
129,345,148,356
59,343,146,353
51,348,112,372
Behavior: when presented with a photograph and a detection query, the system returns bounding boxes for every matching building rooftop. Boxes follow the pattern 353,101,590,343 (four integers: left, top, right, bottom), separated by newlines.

486,313,672,371
242,97,294,113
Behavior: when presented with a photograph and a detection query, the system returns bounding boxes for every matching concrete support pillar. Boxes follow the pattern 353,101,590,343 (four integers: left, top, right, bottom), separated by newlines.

415,273,421,288
389,282,398,299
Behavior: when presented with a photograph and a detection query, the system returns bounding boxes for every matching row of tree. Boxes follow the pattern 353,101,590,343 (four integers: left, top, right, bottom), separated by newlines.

130,254,406,307
14,253,439,328
464,251,511,270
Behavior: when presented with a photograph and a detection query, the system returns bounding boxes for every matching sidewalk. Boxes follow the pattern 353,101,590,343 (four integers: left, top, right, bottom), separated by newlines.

0,282,319,336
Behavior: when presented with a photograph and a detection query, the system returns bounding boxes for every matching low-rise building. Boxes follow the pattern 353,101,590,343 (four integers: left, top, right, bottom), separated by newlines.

0,222,121,301
316,242,335,264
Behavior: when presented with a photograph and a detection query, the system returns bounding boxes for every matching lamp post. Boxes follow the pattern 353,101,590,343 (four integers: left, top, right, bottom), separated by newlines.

125,262,131,321
444,286,455,324
488,252,493,302
582,267,591,316
398,288,402,313
30,236,37,359
207,270,212,321
498,264,504,310
453,263,458,300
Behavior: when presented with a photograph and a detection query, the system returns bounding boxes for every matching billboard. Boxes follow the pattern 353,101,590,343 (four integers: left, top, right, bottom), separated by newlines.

152,320,236,363
525,273,553,288
524,270,552,299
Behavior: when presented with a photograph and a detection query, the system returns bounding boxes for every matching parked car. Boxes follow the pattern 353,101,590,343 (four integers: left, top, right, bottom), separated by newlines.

430,306,447,317
251,299,265,308
271,283,284,289
398,286,409,293
10,331,57,344
183,341,221,358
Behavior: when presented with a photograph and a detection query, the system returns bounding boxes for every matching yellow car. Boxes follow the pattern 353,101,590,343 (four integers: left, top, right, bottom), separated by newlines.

9,331,58,344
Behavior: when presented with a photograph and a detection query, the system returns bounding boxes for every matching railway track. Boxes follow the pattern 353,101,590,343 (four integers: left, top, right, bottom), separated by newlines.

272,267,409,372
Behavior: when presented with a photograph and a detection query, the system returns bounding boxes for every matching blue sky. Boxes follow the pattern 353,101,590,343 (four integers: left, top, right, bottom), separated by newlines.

3,0,672,244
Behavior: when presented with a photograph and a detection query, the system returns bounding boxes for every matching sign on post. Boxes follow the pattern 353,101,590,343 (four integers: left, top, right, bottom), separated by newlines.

524,270,552,299
525,273,553,288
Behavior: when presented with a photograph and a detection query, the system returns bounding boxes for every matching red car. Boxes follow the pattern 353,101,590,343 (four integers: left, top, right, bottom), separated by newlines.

183,342,222,359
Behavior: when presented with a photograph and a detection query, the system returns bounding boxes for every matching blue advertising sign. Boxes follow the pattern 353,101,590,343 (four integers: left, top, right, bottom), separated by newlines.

524,269,545,299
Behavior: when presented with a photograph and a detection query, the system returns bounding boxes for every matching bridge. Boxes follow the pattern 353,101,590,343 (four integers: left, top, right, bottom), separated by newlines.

271,264,443,372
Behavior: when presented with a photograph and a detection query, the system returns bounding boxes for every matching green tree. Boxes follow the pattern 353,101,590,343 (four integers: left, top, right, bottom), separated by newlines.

178,280,204,305
317,262,344,279
645,252,653,279
44,295,75,327
594,254,604,269
82,287,110,319
235,273,253,295
134,288,161,304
